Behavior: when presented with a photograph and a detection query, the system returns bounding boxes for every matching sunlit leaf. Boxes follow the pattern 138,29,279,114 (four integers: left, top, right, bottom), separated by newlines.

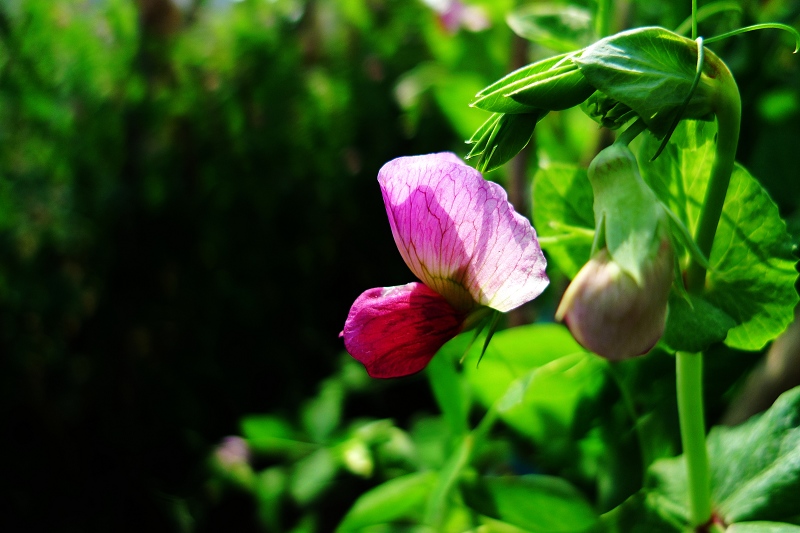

636,121,798,351
457,324,604,443
336,472,437,532
532,164,595,278
462,475,599,532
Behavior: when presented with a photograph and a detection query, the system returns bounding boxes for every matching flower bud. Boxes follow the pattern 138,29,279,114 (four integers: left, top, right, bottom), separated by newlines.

555,238,674,360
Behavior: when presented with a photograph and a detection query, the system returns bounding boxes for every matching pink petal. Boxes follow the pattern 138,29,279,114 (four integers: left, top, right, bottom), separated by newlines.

342,282,464,378
379,152,548,313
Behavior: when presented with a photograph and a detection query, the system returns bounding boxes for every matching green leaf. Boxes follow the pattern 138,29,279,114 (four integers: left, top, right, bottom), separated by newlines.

575,27,716,137
426,352,469,438
506,4,594,53
335,472,437,532
458,324,605,443
613,386,800,530
532,164,595,278
660,292,736,353
289,447,338,505
636,120,798,351
710,386,800,523
727,523,800,533
301,378,344,442
462,475,599,533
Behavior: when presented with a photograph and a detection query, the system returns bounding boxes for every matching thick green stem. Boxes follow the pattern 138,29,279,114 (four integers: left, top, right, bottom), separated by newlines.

676,50,740,531
684,56,741,294
676,351,711,526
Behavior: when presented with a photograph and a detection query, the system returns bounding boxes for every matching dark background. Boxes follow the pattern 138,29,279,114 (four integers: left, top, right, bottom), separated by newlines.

1,0,798,530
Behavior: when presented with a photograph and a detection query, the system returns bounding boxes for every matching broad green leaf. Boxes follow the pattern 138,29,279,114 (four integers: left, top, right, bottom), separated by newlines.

575,27,716,137
660,292,736,353
461,475,599,533
457,324,605,443
727,523,800,533
710,386,800,523
614,386,800,529
336,472,437,532
636,120,798,351
506,4,594,53
532,164,594,278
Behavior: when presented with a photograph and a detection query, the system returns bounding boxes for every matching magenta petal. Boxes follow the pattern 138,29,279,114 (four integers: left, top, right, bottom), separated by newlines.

342,282,464,378
379,152,548,312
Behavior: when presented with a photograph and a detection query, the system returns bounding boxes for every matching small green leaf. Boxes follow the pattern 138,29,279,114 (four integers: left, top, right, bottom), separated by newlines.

506,3,594,53
336,472,437,532
532,164,595,278
289,447,338,505
462,475,599,533
636,121,799,351
301,378,344,442
660,292,736,353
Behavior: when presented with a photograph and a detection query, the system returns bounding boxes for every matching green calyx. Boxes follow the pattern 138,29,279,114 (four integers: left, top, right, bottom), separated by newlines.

588,143,669,286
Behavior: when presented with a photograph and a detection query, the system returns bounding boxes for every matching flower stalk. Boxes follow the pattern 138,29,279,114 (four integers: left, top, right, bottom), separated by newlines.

676,350,711,526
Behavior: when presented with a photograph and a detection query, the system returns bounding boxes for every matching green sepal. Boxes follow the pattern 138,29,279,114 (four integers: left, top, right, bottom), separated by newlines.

581,90,638,130
507,64,595,111
588,143,666,284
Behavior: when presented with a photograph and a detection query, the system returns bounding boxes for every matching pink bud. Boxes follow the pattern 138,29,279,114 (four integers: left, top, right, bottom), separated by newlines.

555,239,674,360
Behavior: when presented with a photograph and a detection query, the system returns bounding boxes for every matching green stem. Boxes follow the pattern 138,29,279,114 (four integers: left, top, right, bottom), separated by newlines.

676,351,711,527
595,0,612,38
614,118,647,146
684,56,741,294
692,0,698,39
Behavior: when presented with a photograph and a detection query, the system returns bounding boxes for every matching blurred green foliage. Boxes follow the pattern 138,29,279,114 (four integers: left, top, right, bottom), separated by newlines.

2,0,799,531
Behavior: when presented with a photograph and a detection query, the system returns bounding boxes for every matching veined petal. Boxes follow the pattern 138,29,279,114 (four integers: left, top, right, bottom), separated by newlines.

342,282,465,378
379,152,548,313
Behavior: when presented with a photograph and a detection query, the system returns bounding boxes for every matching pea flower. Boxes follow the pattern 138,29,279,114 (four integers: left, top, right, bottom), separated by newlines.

555,143,675,360
555,238,674,360
342,153,548,378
